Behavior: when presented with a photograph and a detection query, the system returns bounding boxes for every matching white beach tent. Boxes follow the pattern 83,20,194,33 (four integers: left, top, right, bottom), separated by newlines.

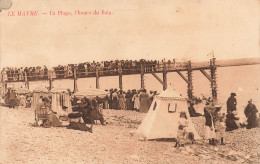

136,88,201,140
50,88,72,117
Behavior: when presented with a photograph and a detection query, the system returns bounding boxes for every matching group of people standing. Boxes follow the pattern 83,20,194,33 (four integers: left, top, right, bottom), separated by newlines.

104,88,157,113
203,92,259,146
226,92,259,130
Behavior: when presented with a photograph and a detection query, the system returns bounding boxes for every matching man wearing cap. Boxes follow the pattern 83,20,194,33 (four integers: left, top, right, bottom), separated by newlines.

226,93,237,113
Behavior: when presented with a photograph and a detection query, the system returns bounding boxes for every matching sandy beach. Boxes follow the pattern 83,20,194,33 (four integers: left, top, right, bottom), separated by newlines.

0,106,259,164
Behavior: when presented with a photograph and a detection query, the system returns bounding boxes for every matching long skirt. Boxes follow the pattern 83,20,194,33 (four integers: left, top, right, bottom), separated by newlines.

126,98,132,110
118,98,124,110
112,98,118,109
205,126,216,139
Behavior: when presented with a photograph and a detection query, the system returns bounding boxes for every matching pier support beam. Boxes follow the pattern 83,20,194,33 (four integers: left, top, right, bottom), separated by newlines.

176,61,193,100
73,67,78,92
187,61,194,100
210,58,218,100
96,67,100,89
176,71,188,83
24,71,29,89
151,72,164,86
199,58,218,101
48,70,53,91
163,62,167,90
200,69,212,82
118,63,123,90
140,64,145,89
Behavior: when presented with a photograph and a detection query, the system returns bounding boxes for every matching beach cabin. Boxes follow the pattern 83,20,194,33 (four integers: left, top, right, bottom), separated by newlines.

50,88,72,117
32,87,49,109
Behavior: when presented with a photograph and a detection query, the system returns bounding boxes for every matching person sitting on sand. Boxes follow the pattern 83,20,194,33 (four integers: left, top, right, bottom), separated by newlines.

41,97,63,128
175,112,194,148
244,99,258,129
225,110,239,131
67,112,93,132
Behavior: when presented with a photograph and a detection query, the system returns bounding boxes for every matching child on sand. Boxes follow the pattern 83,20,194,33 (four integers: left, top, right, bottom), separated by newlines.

175,112,194,148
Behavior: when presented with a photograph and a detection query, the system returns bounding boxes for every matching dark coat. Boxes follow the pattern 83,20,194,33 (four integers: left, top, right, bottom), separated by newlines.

80,106,104,125
226,96,237,112
244,103,258,129
204,108,213,127
67,122,92,132
226,113,239,131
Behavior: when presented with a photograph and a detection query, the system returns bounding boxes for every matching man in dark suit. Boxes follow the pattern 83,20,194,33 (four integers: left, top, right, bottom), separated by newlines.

226,93,237,113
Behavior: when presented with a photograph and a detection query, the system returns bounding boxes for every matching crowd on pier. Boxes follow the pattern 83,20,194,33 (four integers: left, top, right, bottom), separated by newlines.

0,59,189,82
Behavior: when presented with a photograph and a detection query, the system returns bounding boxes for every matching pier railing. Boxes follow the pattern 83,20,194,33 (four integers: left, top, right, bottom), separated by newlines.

1,57,260,101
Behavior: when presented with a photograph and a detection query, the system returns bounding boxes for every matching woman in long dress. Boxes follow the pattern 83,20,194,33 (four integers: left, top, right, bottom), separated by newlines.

139,89,150,113
111,90,118,109
117,90,125,110
132,93,140,112
204,103,216,145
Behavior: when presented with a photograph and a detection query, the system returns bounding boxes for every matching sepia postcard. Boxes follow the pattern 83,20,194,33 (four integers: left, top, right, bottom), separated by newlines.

0,0,259,163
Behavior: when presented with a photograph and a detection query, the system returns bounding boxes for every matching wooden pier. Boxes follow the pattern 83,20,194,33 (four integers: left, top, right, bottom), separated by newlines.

1,57,260,101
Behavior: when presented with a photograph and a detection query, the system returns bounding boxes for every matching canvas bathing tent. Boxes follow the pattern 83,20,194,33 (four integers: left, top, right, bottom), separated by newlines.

32,87,49,109
50,88,72,117
136,88,201,140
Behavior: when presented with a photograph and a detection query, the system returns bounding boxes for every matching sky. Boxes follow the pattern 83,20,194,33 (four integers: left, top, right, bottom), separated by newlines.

0,0,259,68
